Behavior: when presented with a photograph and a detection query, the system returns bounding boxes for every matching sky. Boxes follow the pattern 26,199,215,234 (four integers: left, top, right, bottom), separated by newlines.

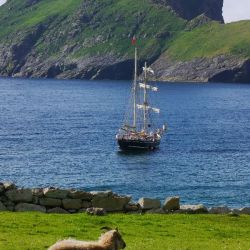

0,0,250,23
223,0,250,23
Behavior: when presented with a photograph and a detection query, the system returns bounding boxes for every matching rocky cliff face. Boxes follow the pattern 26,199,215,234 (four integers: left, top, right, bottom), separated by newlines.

151,55,250,83
0,0,185,79
0,0,143,80
1,0,250,83
152,0,224,22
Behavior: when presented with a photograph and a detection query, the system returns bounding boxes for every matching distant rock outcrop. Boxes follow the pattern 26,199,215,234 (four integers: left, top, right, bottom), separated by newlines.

152,55,250,83
1,0,250,83
0,0,229,82
153,0,224,22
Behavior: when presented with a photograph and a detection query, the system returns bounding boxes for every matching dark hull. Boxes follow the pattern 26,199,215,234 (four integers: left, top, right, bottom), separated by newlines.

118,138,160,151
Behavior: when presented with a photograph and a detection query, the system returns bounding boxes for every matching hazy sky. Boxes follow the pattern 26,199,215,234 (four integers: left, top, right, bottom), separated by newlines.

223,0,250,23
0,0,250,23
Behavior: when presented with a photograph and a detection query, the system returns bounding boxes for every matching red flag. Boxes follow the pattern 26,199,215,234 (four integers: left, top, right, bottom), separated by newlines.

131,36,136,46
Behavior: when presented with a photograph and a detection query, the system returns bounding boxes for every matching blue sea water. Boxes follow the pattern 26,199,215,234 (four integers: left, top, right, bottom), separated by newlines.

0,77,250,207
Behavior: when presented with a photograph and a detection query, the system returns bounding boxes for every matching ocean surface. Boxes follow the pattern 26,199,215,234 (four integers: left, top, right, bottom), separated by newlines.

0,77,250,207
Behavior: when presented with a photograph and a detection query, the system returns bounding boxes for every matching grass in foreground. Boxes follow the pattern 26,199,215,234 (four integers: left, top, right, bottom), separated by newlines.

0,212,249,250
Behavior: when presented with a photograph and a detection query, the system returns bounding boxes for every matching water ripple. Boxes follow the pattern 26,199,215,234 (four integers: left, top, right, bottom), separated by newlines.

0,78,249,207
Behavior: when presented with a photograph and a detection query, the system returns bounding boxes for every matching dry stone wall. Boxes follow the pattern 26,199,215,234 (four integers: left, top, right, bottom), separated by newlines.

0,182,249,215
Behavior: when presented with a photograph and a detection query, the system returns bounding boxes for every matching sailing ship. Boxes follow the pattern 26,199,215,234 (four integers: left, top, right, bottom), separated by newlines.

116,38,166,151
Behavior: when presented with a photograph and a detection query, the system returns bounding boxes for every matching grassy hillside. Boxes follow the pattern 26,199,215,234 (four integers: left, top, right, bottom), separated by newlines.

0,212,249,250
0,0,82,37
1,0,250,81
0,0,185,60
167,20,250,61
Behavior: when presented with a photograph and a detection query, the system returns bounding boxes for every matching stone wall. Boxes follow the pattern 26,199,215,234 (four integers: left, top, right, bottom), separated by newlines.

0,182,249,215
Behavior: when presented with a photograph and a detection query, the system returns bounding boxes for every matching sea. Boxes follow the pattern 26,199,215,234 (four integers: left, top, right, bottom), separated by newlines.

0,77,250,207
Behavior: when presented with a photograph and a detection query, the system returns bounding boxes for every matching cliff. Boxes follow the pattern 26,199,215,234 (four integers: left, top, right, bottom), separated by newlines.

152,0,224,22
0,0,185,79
0,0,250,82
152,20,250,82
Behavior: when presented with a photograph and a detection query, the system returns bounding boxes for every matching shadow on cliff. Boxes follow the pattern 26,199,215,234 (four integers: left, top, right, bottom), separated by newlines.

92,60,146,80
209,60,250,83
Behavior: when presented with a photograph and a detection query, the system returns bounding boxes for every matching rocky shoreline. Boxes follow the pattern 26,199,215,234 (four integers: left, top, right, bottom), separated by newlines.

151,55,250,83
0,182,249,215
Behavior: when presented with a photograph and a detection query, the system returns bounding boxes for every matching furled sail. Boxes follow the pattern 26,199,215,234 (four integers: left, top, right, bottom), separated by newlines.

143,66,154,75
139,83,158,92
137,104,160,113
152,107,160,113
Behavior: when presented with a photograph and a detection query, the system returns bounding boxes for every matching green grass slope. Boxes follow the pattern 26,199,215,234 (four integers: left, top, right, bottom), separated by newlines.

0,0,185,61
0,0,82,37
0,212,249,250
166,20,250,61
1,0,250,81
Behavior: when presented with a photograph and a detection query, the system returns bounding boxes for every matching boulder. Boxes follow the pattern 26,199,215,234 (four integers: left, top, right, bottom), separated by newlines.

6,189,33,203
90,191,113,198
68,209,78,214
138,198,161,210
62,199,82,210
86,207,106,216
47,207,69,214
82,201,92,209
163,196,180,211
231,209,240,215
92,195,131,212
3,200,15,211
0,183,4,193
43,188,69,199
68,190,92,200
0,201,7,211
0,195,7,202
177,205,208,214
228,211,240,217
2,182,16,191
15,203,46,213
239,207,250,215
39,198,62,207
79,208,87,213
32,196,39,205
209,206,231,214
124,203,140,212
32,188,44,198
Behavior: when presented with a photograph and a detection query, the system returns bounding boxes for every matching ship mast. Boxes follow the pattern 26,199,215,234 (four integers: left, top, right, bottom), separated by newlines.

133,47,137,129
143,62,148,132
136,63,160,132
